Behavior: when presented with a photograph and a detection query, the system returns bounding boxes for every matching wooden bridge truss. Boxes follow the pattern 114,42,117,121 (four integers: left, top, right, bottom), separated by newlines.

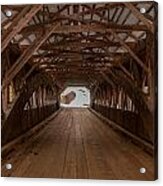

1,2,158,179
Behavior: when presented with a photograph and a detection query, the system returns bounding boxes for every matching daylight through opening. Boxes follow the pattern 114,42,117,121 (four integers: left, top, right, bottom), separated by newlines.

60,86,90,108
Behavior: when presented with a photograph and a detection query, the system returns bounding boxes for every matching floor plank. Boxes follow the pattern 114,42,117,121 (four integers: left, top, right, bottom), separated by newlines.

1,108,155,180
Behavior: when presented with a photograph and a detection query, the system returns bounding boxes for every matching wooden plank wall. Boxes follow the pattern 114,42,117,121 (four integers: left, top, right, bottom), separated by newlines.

1,44,61,146
91,82,153,144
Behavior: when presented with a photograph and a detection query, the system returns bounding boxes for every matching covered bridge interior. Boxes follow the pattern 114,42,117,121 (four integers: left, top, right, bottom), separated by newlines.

1,2,157,180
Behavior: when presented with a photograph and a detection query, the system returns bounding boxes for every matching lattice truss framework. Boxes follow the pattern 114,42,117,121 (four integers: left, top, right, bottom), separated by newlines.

1,2,157,113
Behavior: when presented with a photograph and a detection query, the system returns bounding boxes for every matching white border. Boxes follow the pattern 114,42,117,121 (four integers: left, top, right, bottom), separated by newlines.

0,0,162,185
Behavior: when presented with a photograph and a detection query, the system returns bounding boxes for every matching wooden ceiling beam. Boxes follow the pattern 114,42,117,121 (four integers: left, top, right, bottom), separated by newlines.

109,30,149,72
109,2,154,54
42,67,112,73
44,5,70,18
1,5,26,11
42,66,112,70
124,3,154,34
111,3,154,54
20,40,141,51
2,5,43,53
32,52,127,59
21,23,148,35
39,63,113,69
2,23,60,89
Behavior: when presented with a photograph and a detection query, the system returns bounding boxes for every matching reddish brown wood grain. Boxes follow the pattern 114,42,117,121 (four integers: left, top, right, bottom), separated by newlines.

2,109,155,180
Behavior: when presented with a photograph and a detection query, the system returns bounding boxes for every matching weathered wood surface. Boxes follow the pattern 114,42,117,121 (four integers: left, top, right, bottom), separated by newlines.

2,23,59,89
1,5,42,52
2,108,155,180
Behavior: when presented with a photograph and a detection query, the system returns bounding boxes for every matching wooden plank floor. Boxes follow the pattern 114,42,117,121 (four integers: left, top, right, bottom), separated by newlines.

1,108,155,180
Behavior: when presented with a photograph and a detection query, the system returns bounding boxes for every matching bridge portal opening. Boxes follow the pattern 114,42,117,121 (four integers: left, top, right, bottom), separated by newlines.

60,86,90,108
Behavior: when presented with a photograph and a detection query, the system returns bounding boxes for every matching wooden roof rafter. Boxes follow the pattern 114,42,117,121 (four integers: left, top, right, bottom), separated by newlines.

124,3,154,34
109,30,149,73
20,40,144,54
2,23,60,89
1,5,43,53
1,2,156,91
21,21,149,35
109,3,155,54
